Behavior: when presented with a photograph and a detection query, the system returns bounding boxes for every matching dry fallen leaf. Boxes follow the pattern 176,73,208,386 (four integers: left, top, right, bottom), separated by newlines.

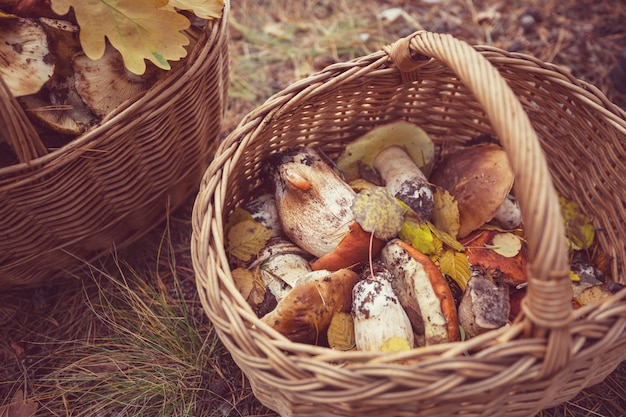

50,0,191,74
352,186,404,240
165,0,224,19
399,219,439,256
232,267,265,306
439,249,471,291
227,220,272,262
381,336,411,352
4,389,38,417
327,312,355,351
490,232,522,258
432,187,461,239
559,196,595,250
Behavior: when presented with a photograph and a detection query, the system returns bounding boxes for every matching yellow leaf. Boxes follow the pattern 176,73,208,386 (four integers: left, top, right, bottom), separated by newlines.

225,207,254,235
432,187,460,239
490,232,522,258
559,196,595,250
399,219,438,255
232,267,266,306
327,312,355,351
427,221,464,252
381,336,411,352
439,249,471,291
352,186,404,240
50,0,191,74
165,0,224,19
227,220,272,262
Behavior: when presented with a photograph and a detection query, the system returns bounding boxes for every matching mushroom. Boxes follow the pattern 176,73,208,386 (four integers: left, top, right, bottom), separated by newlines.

260,268,360,345
429,144,515,238
18,75,97,137
457,268,510,339
491,194,523,230
269,146,384,271
380,239,460,346
352,262,414,352
249,237,313,302
336,121,436,221
73,44,161,118
0,17,54,97
245,193,283,237
38,17,82,79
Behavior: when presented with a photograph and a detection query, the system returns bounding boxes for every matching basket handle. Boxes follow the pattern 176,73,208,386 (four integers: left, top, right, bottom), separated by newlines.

0,76,48,163
385,31,573,376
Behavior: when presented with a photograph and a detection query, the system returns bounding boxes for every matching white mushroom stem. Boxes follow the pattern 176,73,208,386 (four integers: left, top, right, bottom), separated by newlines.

352,276,415,352
457,269,510,339
373,145,434,221
491,195,522,230
380,239,460,346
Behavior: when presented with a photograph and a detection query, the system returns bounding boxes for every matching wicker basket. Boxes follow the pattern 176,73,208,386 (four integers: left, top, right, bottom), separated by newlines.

0,1,229,290
191,30,626,416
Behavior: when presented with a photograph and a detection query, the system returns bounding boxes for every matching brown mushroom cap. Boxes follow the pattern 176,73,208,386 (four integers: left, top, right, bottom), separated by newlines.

260,268,360,345
429,144,515,238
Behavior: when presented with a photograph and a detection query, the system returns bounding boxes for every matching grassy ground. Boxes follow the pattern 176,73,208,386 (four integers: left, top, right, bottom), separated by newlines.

2,0,626,416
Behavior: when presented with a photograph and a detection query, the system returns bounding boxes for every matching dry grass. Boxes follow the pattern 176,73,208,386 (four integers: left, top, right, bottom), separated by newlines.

2,0,626,416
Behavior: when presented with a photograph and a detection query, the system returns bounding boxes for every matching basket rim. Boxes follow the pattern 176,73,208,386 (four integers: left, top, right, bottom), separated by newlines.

0,1,230,178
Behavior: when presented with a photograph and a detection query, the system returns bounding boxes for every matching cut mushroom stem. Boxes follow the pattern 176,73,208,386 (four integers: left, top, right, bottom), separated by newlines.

373,145,434,221
457,268,510,338
380,239,460,346
352,264,414,352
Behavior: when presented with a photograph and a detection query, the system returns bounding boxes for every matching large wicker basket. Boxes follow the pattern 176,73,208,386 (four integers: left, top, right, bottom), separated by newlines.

0,1,229,290
191,30,626,416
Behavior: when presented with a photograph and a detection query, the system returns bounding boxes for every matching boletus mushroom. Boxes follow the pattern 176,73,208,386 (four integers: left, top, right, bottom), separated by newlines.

269,146,384,271
457,268,510,338
430,144,516,238
336,121,436,221
352,263,414,352
380,239,460,346
260,268,360,345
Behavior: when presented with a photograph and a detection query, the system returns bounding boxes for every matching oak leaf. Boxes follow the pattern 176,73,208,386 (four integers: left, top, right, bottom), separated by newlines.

50,0,191,74
166,0,224,19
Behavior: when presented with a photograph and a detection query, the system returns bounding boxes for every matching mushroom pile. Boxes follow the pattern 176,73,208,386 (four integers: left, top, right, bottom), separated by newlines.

0,1,210,160
226,121,620,352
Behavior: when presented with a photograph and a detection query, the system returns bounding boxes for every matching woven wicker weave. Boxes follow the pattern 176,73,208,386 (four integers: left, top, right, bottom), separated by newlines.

191,30,626,416
0,1,229,290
